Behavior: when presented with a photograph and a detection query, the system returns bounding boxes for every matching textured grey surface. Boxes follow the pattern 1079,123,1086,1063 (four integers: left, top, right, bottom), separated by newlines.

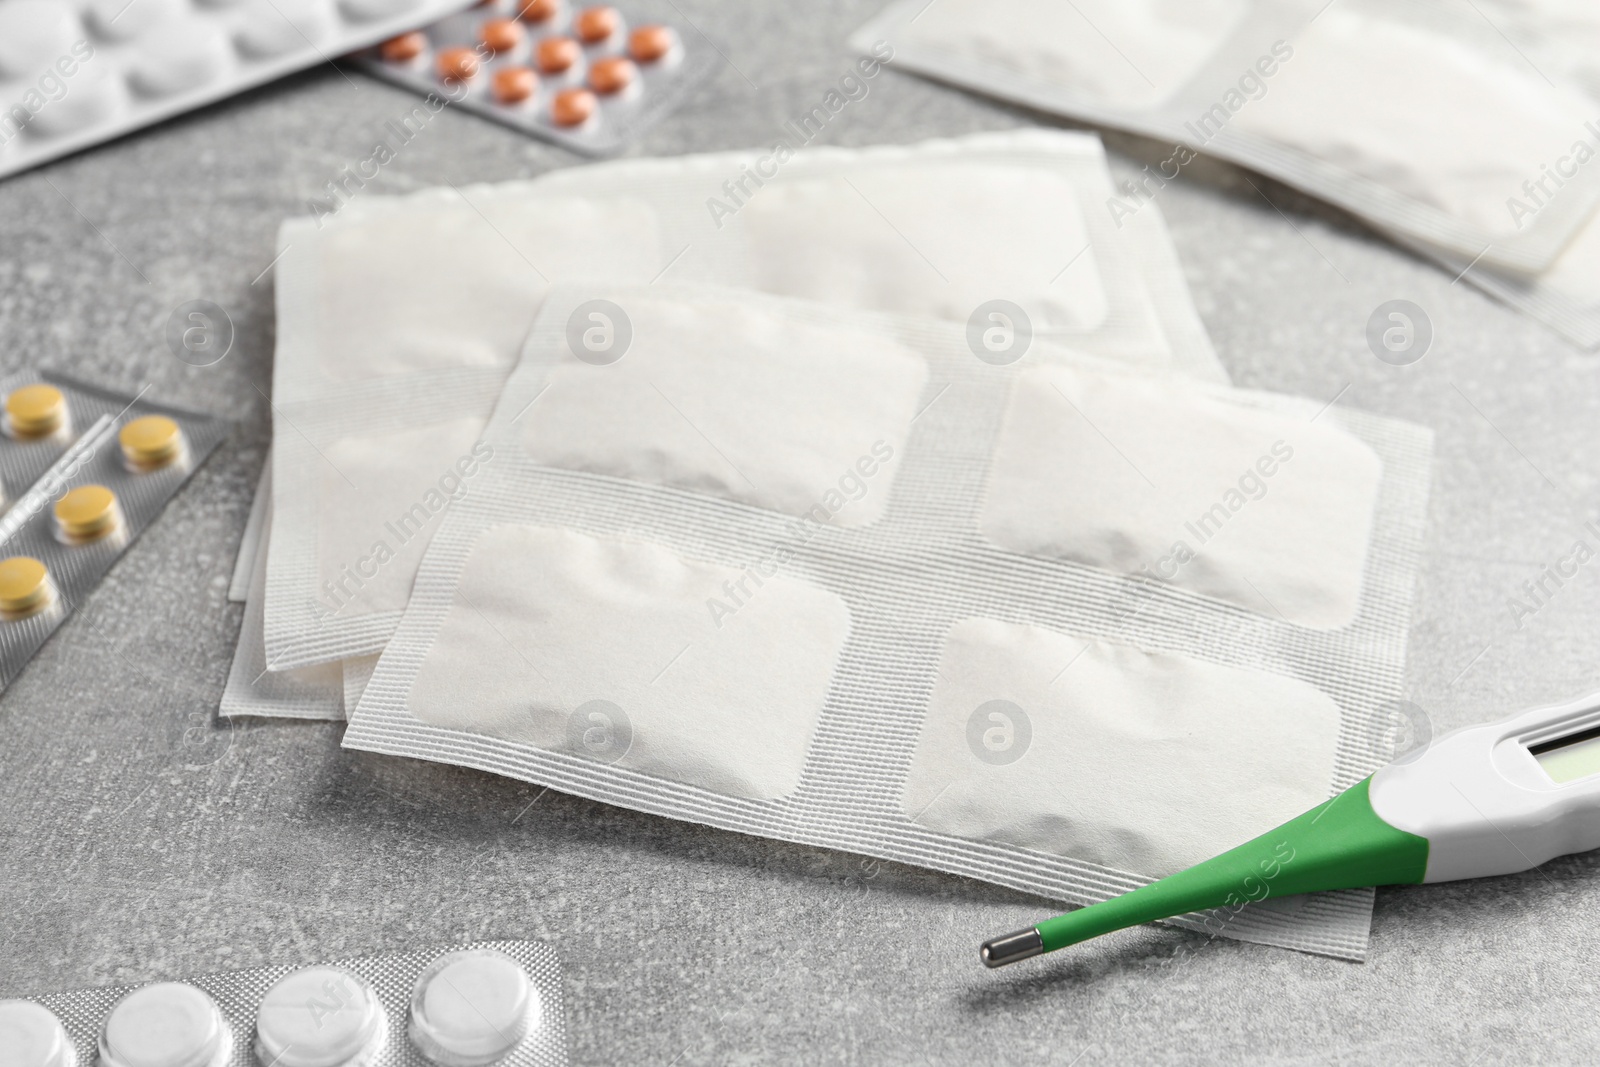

2,2,1599,1064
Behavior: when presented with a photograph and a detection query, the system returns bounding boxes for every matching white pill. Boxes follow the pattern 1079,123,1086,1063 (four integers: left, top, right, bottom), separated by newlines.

126,22,228,98
0,999,77,1067
27,62,120,137
337,0,421,22
407,950,537,1067
87,0,182,42
233,0,332,59
98,983,230,1067
0,0,77,79
254,966,387,1067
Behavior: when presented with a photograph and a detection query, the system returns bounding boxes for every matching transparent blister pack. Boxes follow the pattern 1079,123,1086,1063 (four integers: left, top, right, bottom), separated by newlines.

351,0,721,156
0,938,568,1067
260,129,1228,674
0,0,477,182
850,0,1600,273
344,283,1434,959
0,373,226,693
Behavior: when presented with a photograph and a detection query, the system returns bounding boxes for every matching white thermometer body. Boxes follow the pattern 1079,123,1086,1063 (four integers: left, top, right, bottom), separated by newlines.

1372,690,1600,882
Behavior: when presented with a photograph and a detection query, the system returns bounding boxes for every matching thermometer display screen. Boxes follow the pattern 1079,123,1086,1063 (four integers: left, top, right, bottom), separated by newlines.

1530,724,1600,784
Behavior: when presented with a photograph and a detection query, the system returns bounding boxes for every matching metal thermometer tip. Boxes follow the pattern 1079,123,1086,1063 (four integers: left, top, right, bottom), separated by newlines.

980,928,1044,968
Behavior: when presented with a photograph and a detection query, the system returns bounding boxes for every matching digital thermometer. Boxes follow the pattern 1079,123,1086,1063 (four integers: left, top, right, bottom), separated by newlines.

981,690,1600,967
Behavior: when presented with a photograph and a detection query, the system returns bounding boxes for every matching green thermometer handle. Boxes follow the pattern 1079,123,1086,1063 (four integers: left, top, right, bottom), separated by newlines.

980,777,1429,966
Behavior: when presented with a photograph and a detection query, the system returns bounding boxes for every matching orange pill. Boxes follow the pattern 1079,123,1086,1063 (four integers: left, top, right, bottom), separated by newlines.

493,66,538,104
628,25,673,63
551,87,596,126
587,55,634,94
536,36,579,74
574,5,619,43
436,46,479,83
479,18,523,54
516,0,558,21
379,32,426,63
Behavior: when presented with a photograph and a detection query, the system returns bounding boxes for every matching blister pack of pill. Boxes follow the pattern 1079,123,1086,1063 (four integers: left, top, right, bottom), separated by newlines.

0,373,134,507
0,939,568,1067
352,0,720,155
0,372,226,693
0,0,477,182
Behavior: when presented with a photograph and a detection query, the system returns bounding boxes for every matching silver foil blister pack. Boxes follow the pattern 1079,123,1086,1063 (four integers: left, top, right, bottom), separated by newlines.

0,938,568,1067
0,371,149,505
0,0,476,182
352,0,720,156
0,371,226,693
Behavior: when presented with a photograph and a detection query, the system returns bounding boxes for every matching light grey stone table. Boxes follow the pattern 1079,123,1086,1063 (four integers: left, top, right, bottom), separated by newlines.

3,3,1598,1063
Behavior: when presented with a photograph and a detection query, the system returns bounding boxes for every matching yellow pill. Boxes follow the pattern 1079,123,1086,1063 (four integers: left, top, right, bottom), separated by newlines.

120,415,183,469
54,484,120,541
0,556,50,616
6,383,66,437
